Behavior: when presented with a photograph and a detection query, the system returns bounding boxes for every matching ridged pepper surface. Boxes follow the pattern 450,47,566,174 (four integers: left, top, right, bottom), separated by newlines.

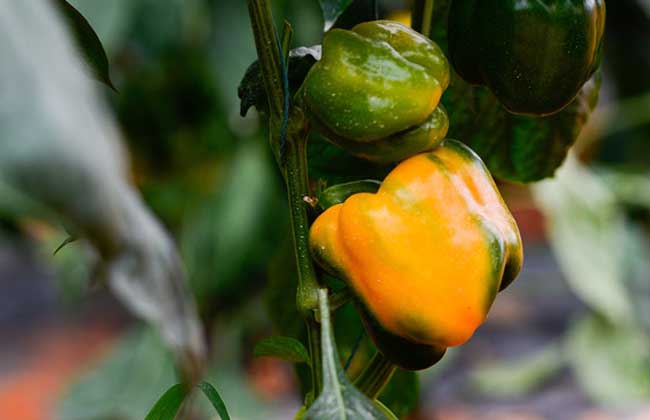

448,0,606,116
301,20,450,163
310,140,523,369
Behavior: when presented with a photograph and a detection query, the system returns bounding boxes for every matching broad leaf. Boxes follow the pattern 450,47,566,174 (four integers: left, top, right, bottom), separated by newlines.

0,0,205,379
444,74,601,183
53,0,114,89
144,384,187,420
565,315,650,405
238,46,321,117
304,289,390,420
198,381,231,420
532,157,634,324
319,0,354,30
533,158,633,323
254,336,311,365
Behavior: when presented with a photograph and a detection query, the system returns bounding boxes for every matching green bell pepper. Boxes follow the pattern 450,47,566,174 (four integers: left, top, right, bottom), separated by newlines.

301,20,450,163
448,0,606,116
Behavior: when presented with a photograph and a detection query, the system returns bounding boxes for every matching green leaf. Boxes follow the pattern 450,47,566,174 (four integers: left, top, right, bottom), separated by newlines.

304,289,389,420
471,343,564,398
565,315,650,406
181,141,287,306
238,46,321,117
198,381,231,420
254,336,311,365
144,384,187,420
443,73,601,183
53,0,115,89
532,156,634,324
317,180,381,211
0,0,205,379
319,0,354,30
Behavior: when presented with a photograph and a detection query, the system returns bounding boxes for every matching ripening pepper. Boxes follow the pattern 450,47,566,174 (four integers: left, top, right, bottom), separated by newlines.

310,140,523,370
301,20,450,163
448,0,606,116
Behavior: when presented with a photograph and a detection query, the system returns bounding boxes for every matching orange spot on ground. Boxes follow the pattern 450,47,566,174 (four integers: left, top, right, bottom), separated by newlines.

0,323,120,420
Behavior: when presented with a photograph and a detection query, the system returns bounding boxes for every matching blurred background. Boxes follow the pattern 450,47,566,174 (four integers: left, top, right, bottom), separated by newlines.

0,0,649,419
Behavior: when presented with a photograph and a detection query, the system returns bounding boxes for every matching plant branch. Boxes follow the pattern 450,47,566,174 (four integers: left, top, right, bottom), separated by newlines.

246,0,284,119
246,0,322,400
354,352,397,399
411,0,434,38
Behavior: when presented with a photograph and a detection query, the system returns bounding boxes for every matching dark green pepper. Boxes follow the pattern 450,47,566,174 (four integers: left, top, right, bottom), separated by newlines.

301,20,450,163
448,0,606,116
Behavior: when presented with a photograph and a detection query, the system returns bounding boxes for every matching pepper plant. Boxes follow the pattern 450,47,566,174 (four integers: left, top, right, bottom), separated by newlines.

231,0,604,417
1,0,606,418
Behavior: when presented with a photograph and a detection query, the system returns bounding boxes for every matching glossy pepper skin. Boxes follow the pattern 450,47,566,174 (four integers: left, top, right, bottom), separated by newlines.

310,140,523,370
448,0,606,116
301,20,450,163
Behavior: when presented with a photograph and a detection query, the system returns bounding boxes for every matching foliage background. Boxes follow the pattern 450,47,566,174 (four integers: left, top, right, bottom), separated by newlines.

0,0,648,419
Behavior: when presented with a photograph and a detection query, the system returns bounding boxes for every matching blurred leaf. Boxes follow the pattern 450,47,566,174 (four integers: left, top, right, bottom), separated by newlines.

53,235,77,255
198,381,231,420
181,141,286,307
254,336,311,364
264,239,313,397
53,0,114,88
600,169,650,209
532,156,633,324
319,0,354,30
377,370,419,420
196,305,289,420
239,45,321,117
0,0,205,378
621,224,650,330
304,290,389,420
566,315,650,405
40,231,92,308
144,384,187,420
430,1,601,183
58,328,178,420
599,169,650,329
471,343,564,398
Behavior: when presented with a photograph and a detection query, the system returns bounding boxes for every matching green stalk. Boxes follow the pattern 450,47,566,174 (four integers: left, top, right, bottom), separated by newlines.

354,352,397,399
411,0,435,38
246,0,322,399
245,0,283,118
283,127,322,395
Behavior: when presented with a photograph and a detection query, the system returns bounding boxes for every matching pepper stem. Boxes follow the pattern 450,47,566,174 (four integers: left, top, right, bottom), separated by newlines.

246,0,322,400
354,352,398,399
411,0,435,38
